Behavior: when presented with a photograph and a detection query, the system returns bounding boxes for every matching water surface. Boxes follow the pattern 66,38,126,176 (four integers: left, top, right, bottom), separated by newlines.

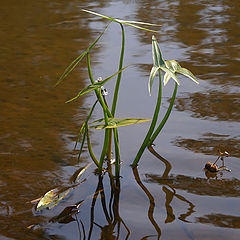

0,0,239,239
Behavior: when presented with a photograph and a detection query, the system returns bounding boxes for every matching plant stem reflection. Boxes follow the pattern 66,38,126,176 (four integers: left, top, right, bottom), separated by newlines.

88,173,130,240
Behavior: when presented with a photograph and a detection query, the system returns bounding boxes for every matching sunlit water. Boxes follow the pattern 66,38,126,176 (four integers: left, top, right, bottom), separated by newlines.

0,0,239,239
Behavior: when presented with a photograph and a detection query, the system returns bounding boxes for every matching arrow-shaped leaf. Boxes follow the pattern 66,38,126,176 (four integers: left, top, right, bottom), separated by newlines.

160,65,180,86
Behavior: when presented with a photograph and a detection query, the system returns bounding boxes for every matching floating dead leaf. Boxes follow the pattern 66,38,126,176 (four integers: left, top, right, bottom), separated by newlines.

36,187,70,211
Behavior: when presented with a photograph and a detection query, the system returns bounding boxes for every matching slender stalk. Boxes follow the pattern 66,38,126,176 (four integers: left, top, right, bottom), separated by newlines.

77,100,98,161
107,129,112,161
87,53,112,118
97,88,109,125
87,53,112,172
111,23,125,117
149,82,178,145
103,95,113,161
113,128,120,177
99,129,110,173
86,128,99,167
132,70,162,168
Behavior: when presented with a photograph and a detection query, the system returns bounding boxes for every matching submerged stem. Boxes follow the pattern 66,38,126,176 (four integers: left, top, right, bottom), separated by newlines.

132,70,162,168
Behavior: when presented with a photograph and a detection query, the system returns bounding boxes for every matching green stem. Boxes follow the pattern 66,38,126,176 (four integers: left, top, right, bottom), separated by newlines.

86,128,99,167
103,95,113,161
97,88,109,125
149,82,178,145
113,128,120,177
111,23,125,117
99,129,110,173
132,70,162,168
77,100,98,160
87,53,112,173
87,53,112,118
107,129,112,161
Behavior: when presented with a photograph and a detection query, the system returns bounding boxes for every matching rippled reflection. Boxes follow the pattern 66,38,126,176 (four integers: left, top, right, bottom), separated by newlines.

174,133,240,157
197,214,240,229
175,91,240,122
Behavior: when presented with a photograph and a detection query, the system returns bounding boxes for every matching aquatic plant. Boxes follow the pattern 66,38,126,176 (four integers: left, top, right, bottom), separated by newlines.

132,37,199,167
57,9,199,174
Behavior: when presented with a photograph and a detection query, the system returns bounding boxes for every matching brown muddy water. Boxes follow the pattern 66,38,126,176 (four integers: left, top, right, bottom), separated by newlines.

0,0,240,239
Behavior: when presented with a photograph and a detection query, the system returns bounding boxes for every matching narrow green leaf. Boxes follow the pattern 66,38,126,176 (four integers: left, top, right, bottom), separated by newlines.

36,187,70,211
148,66,159,95
66,66,128,103
56,23,110,86
82,9,117,22
83,9,159,33
118,20,161,27
177,67,199,84
90,118,151,129
119,22,159,33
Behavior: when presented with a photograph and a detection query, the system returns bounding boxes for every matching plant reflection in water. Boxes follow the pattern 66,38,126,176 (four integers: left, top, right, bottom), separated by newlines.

88,171,130,240
33,145,240,239
132,145,195,239
43,147,195,239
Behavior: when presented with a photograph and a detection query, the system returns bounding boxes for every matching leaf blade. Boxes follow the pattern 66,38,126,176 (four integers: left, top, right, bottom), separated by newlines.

148,66,159,95
56,23,110,86
83,9,159,32
152,35,165,67
90,118,151,129
177,67,199,84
